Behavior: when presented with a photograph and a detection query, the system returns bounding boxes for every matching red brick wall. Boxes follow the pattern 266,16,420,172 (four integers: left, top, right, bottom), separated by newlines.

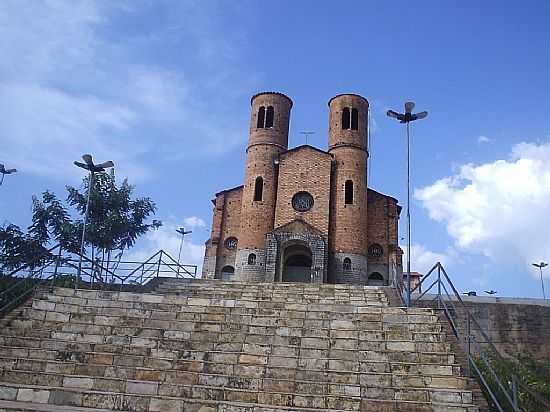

239,92,292,250
328,94,370,256
274,147,332,237
215,187,242,272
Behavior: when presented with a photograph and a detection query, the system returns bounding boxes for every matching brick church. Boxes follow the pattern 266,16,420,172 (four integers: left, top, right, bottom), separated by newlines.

203,92,403,285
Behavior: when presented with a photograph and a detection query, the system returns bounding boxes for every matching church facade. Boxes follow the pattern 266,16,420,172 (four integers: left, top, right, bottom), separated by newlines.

202,92,403,285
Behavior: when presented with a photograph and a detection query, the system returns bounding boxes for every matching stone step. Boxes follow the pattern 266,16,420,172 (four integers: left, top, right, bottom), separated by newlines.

152,287,388,298
0,334,455,369
8,311,450,337
154,279,388,290
0,353,466,381
26,296,436,319
1,326,451,350
0,344,464,373
0,344,459,377
44,290,390,310
0,353,470,385
0,334,454,362
0,399,113,412
0,367,474,401
0,285,485,410
0,382,480,412
22,307,445,332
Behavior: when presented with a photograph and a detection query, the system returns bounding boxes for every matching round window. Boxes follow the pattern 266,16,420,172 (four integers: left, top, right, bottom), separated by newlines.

292,192,314,212
224,237,238,250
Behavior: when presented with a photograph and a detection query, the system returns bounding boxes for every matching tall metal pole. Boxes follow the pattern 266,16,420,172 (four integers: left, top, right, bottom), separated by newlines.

532,262,548,299
541,266,546,300
177,232,184,276
176,228,192,277
386,102,428,308
77,171,94,284
406,121,412,307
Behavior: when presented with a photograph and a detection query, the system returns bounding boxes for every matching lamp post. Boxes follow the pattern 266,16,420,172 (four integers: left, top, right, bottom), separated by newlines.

0,164,17,186
176,227,192,276
73,154,114,284
532,262,548,299
387,102,428,307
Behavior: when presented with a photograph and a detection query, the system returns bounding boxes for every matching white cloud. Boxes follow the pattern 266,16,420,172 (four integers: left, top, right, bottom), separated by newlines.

0,1,252,181
415,141,550,278
477,135,494,144
402,244,455,274
183,216,206,228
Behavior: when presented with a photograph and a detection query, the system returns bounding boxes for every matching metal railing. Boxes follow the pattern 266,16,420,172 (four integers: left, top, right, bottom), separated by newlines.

391,260,407,307
0,245,197,317
407,262,550,412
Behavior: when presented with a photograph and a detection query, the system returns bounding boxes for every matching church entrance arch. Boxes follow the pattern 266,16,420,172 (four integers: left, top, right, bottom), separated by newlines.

282,243,312,283
367,272,385,286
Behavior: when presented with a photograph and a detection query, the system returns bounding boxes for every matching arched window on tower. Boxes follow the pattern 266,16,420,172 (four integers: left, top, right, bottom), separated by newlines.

248,253,256,265
342,107,350,130
351,108,358,130
257,107,265,128
254,176,263,201
345,180,353,204
265,106,274,128
343,258,351,272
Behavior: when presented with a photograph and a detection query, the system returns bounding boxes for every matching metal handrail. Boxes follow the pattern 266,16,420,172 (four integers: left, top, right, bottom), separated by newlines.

1,245,198,318
411,262,550,412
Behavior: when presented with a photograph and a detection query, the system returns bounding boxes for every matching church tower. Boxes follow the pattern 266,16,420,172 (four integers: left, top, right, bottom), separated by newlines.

235,92,293,281
327,94,370,283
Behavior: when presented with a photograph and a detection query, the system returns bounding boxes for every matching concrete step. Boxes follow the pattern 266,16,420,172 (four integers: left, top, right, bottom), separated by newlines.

0,382,480,411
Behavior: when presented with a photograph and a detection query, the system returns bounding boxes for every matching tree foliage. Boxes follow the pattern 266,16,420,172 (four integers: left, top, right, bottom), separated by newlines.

474,351,550,411
0,171,161,273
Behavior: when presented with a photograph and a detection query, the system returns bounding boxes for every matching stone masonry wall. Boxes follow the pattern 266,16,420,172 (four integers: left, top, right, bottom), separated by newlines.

462,300,550,362
420,297,550,363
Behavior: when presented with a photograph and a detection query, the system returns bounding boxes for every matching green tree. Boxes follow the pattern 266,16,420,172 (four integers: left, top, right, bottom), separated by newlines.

474,352,550,411
0,224,48,272
1,171,161,274
66,170,161,269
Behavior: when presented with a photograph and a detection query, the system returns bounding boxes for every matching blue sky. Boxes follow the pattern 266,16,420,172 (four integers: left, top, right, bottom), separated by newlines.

1,1,550,298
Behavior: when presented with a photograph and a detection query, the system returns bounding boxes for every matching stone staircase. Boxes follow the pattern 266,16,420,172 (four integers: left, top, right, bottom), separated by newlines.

0,279,483,411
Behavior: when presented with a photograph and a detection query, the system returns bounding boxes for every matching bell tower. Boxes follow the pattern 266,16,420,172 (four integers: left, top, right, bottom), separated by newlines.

235,92,292,281
327,94,370,283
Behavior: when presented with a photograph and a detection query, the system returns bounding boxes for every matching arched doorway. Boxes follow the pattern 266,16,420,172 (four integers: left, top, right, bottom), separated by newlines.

367,272,385,286
220,265,234,281
282,244,312,283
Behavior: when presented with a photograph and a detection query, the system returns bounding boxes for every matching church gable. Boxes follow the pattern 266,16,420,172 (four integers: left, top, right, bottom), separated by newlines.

273,218,324,236
274,145,332,237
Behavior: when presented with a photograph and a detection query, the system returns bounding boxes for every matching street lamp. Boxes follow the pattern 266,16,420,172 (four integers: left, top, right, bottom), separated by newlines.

176,227,192,276
387,102,428,307
0,164,17,186
532,262,548,299
74,154,114,282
